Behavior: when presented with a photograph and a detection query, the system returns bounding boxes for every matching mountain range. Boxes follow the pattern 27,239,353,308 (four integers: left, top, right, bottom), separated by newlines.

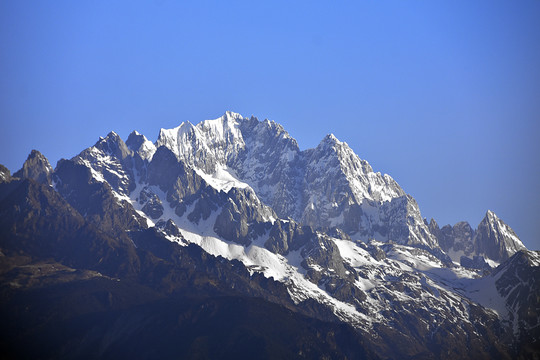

1,111,538,359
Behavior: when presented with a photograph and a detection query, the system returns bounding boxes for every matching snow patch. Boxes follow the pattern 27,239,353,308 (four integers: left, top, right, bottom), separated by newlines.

194,166,250,193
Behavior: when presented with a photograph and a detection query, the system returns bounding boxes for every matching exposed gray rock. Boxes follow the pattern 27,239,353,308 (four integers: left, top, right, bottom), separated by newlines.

94,131,132,160
492,250,540,356
475,210,526,262
0,164,11,183
264,220,315,255
301,235,356,282
300,235,364,308
13,150,53,185
367,243,386,261
431,211,525,263
155,219,183,239
139,187,164,219
234,117,305,220
73,133,136,196
126,130,156,161
460,255,491,271
146,146,206,206
187,190,221,224
213,187,274,246
53,159,147,235
432,220,475,259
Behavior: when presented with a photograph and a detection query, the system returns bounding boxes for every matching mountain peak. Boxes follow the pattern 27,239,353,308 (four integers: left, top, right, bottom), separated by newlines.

96,131,122,146
429,218,439,229
13,149,53,185
484,209,499,222
322,133,340,145
29,149,46,159
93,131,131,160
158,121,194,141
127,130,149,146
476,209,526,261
199,113,243,134
223,110,243,121
480,210,507,229
314,133,344,154
127,131,156,161
155,113,246,173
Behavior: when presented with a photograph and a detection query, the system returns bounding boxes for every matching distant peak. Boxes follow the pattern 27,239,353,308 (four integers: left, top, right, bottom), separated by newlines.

126,130,156,160
484,209,498,221
322,133,339,144
325,133,338,142
158,121,192,139
92,131,130,159
177,121,195,131
107,131,120,138
223,111,243,121
28,149,46,160
127,130,149,149
127,130,144,141
14,149,53,184
98,131,122,144
317,133,343,150
183,120,195,127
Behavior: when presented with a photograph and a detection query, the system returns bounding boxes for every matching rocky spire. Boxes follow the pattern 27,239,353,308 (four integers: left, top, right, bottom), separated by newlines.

13,150,53,185
475,210,526,261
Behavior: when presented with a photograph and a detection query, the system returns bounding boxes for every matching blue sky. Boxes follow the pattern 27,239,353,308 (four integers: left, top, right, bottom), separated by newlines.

1,1,539,249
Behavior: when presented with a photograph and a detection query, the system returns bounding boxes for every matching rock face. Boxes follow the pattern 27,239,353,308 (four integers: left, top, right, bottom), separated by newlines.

139,187,164,219
126,130,156,161
0,164,11,183
13,150,53,185
463,250,540,359
53,158,146,236
475,210,526,262
1,111,536,359
430,210,526,263
460,255,491,271
430,219,476,260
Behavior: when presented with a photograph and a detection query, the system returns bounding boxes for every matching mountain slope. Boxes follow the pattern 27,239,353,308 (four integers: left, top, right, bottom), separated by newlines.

0,175,378,359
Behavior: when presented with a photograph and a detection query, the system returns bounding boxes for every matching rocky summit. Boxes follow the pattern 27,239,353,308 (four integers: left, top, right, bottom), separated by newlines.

1,112,538,359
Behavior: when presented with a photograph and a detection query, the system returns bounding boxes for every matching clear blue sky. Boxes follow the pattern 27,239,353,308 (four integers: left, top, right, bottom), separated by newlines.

1,1,539,250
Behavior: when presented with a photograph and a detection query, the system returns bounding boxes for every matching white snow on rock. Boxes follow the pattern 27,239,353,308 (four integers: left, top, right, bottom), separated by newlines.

193,165,250,193
126,181,373,328
132,131,157,161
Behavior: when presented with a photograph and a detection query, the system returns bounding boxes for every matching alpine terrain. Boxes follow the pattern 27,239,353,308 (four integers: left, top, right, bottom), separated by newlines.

1,111,538,359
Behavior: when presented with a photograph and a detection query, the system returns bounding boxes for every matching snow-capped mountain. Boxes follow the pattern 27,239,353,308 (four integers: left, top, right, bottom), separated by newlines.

1,111,538,359
154,112,437,249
